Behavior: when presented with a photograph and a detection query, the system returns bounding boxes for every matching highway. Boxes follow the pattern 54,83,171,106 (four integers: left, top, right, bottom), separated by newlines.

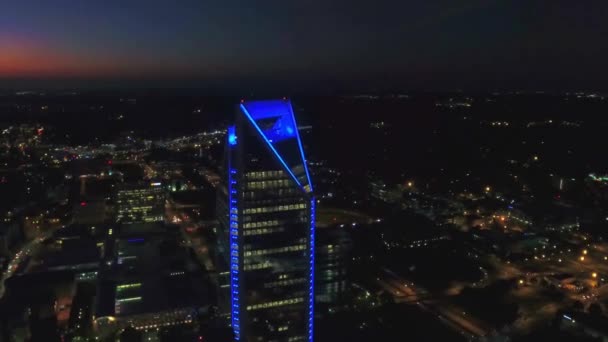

0,234,47,299
377,268,488,340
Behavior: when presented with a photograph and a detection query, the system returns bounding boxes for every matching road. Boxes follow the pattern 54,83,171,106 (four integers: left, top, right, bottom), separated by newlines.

0,234,47,299
169,207,216,272
377,268,488,339
181,225,215,272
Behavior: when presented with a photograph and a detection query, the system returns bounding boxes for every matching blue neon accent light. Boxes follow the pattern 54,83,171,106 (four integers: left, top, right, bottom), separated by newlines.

127,238,144,243
240,100,313,193
240,103,303,189
238,100,292,119
227,130,241,340
263,112,297,143
287,103,313,192
308,198,315,342
228,125,237,146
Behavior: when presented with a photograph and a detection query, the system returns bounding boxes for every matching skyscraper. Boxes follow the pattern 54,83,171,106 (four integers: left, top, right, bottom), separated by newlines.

315,226,351,307
217,99,315,341
116,182,165,224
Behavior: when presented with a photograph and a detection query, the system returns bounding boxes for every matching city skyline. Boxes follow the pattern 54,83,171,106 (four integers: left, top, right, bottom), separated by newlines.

2,92,608,341
3,2,608,341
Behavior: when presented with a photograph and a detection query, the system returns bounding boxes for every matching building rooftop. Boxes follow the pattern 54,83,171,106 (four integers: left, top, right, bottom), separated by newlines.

95,227,211,319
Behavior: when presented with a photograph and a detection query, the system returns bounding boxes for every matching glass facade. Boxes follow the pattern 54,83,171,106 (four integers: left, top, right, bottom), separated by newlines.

116,183,165,224
217,100,314,341
315,228,351,305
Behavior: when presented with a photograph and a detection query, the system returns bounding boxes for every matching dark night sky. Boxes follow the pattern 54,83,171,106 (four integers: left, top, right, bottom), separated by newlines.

1,0,608,91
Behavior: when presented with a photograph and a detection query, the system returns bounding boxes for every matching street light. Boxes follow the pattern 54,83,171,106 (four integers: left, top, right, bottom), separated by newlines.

592,272,598,279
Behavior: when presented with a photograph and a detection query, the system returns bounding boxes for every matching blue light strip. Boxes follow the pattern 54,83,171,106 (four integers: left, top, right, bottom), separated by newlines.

240,104,304,190
228,132,241,340
287,103,313,192
228,126,237,146
308,198,315,342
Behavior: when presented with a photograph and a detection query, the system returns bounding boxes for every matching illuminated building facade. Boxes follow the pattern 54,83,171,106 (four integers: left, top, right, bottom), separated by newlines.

116,183,165,224
217,99,315,341
315,227,351,306
94,232,208,339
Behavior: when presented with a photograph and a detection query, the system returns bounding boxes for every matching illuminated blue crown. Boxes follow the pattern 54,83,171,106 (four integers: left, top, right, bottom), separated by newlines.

239,99,313,193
